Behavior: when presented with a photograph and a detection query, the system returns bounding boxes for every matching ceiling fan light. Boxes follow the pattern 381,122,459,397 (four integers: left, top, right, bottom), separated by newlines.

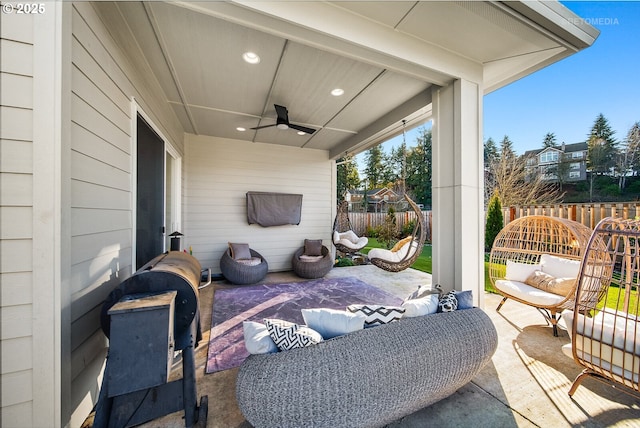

331,88,344,96
276,123,289,130
242,52,260,64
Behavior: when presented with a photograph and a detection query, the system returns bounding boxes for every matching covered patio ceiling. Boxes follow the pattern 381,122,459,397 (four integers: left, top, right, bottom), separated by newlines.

107,1,598,158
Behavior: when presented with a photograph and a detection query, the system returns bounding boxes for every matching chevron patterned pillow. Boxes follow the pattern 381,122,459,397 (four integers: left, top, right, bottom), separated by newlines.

346,304,405,327
264,319,323,351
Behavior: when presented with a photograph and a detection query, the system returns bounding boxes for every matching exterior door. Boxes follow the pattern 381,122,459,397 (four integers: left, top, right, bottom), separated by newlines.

136,115,165,268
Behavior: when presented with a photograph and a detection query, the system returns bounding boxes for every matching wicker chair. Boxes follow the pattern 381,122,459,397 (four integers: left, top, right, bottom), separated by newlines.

563,217,639,399
291,245,333,279
489,215,592,336
220,248,268,285
332,201,368,254
368,195,426,273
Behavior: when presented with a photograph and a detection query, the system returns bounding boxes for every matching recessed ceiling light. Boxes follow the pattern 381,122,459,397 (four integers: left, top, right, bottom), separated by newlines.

242,52,260,64
331,88,344,96
297,131,306,135
236,127,246,132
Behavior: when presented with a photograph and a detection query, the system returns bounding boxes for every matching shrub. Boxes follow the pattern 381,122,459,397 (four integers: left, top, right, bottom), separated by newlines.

335,257,355,267
378,208,398,249
485,193,503,252
401,219,416,237
365,226,380,238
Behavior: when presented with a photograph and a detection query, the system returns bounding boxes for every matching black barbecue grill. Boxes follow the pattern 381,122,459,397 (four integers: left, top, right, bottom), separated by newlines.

94,251,209,428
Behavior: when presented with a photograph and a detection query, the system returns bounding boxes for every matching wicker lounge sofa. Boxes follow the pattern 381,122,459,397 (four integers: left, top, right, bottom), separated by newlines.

236,307,497,428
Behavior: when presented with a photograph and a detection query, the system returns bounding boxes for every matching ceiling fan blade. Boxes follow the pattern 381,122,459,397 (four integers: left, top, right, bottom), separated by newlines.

289,123,317,135
274,104,289,122
250,124,277,130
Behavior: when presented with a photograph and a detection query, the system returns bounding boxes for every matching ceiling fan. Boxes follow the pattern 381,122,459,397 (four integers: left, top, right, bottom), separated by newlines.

251,104,316,135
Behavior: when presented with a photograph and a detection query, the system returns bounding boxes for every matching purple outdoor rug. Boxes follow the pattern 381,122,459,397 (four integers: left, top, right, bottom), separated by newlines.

206,276,403,373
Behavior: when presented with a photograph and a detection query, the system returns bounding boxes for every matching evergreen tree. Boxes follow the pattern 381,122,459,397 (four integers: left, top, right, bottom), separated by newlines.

485,193,503,252
484,137,500,206
627,122,640,176
336,154,360,202
405,128,432,207
363,145,386,189
500,135,516,160
378,206,398,249
586,114,617,200
542,132,556,149
617,121,640,190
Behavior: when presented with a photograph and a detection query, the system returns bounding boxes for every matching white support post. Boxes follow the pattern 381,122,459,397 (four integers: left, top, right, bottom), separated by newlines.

431,79,484,308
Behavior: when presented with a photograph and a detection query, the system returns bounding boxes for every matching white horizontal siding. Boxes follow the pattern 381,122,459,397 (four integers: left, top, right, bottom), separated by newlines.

1,336,32,373
0,139,33,173
0,39,33,75
66,3,187,424
0,14,35,425
0,272,32,306
184,134,333,273
1,72,33,108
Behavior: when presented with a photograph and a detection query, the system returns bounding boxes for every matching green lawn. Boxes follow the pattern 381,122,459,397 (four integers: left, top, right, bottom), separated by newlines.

362,238,498,293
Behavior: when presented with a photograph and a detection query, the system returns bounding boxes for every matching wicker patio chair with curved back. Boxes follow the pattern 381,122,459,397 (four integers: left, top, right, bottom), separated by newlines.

368,195,426,273
564,217,640,399
332,200,368,254
489,215,592,336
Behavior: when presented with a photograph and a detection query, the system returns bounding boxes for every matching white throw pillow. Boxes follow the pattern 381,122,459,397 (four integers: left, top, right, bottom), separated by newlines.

301,308,366,339
242,321,278,354
505,260,543,282
540,254,581,279
402,294,439,317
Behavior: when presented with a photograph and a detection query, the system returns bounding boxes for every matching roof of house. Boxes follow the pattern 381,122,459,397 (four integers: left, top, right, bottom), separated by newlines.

523,142,588,157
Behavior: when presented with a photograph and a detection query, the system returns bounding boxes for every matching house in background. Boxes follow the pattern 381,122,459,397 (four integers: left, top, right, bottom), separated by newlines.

0,2,597,427
346,188,404,212
524,142,589,182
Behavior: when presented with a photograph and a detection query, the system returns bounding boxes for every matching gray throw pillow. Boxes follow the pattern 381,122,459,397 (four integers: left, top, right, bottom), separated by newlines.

229,242,252,260
304,239,323,256
454,290,473,309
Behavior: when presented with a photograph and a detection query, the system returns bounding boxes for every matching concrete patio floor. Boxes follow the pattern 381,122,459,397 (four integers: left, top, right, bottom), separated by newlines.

140,265,639,428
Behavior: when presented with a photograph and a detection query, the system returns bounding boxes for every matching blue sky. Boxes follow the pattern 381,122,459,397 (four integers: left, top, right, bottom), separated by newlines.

357,1,640,167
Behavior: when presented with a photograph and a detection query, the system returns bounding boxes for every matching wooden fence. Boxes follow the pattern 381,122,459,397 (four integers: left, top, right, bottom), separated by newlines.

502,202,640,230
346,202,640,241
348,211,433,242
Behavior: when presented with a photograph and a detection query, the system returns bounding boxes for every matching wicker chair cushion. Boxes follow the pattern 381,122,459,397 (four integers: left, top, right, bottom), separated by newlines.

236,257,262,266
367,240,418,264
505,260,543,282
299,255,323,262
562,310,640,383
301,308,366,339
495,279,566,306
333,230,368,249
540,254,581,278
